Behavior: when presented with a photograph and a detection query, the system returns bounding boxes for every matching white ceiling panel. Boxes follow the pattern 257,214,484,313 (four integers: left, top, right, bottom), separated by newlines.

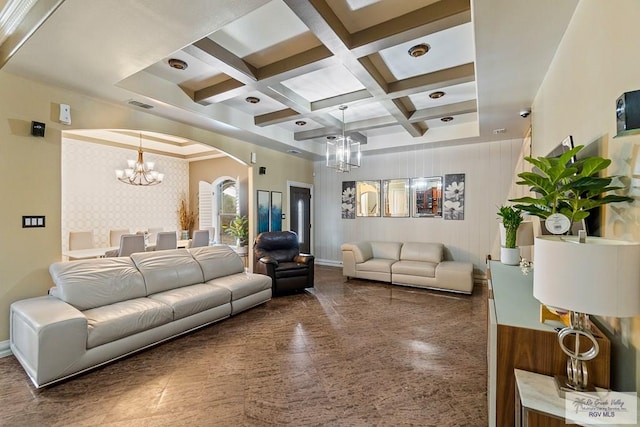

379,22,474,80
409,81,477,110
281,64,366,103
208,0,310,58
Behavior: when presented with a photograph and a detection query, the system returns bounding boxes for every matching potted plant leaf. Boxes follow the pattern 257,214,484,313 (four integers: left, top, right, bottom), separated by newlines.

222,215,249,248
510,145,633,233
497,205,524,265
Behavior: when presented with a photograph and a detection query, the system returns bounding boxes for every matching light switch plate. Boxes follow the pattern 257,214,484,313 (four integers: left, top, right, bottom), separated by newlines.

22,215,45,228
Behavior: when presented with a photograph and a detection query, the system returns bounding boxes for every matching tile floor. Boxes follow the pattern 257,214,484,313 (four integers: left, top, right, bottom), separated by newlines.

0,266,487,426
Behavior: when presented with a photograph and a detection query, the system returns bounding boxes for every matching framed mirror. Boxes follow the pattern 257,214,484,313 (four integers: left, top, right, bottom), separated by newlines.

411,177,443,217
382,179,410,217
356,180,381,217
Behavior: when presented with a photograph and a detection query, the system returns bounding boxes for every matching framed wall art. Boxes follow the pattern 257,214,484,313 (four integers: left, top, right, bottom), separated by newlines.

257,190,270,233
270,191,282,231
341,181,356,219
443,173,465,220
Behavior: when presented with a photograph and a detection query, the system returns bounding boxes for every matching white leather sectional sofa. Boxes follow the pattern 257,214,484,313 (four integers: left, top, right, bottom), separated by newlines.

9,245,272,388
341,241,474,294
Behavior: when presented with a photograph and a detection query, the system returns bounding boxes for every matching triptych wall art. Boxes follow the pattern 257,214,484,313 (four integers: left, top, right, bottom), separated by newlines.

257,190,283,233
341,174,465,221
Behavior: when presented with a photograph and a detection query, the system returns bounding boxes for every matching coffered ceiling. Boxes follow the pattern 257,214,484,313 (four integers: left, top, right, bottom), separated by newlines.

1,0,579,160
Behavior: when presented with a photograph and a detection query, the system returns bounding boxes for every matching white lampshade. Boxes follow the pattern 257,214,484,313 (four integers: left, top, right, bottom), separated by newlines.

534,236,640,317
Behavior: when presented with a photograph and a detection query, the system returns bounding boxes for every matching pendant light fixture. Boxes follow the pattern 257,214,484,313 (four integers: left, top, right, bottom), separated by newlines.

326,105,361,173
115,133,164,186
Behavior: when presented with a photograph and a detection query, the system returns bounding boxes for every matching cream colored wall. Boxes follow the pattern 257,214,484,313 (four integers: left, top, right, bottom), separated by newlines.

0,71,313,342
531,0,640,391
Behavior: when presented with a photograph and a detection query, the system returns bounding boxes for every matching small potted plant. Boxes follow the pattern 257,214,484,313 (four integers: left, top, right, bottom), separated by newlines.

222,215,249,248
497,205,524,265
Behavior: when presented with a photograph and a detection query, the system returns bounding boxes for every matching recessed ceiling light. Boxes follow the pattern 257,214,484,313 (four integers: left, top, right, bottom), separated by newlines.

245,96,260,104
493,128,507,134
429,91,445,99
295,120,306,126
168,58,188,70
441,116,454,122
287,149,301,154
408,43,430,58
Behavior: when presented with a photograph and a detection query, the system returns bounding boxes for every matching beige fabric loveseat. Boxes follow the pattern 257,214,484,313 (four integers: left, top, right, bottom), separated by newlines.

341,241,473,294
10,245,272,388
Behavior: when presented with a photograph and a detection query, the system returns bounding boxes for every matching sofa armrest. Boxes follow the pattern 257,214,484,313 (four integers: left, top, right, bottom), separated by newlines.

341,242,373,277
10,296,88,387
294,254,314,265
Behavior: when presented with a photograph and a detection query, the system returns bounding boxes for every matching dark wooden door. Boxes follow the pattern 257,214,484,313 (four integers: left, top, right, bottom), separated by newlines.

289,186,311,253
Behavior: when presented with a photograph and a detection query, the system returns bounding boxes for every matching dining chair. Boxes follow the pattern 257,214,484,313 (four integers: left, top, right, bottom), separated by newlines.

153,231,178,251
109,229,129,247
189,230,210,248
117,234,145,257
68,231,94,260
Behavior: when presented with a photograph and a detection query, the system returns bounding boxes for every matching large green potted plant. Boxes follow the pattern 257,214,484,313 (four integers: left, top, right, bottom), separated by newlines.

222,215,249,247
497,205,524,265
510,145,633,232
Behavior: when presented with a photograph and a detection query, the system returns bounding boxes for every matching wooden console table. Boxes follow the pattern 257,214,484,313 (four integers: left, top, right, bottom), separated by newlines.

487,260,610,427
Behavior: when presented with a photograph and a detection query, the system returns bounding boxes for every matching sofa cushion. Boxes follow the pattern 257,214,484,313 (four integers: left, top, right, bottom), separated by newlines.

370,242,402,261
208,273,272,301
400,242,444,264
357,258,397,273
392,260,437,278
49,258,146,311
131,249,204,295
149,283,231,320
83,298,173,348
190,245,244,281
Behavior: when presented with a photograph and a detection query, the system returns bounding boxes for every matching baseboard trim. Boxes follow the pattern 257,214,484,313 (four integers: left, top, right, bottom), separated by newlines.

315,259,342,268
0,340,12,358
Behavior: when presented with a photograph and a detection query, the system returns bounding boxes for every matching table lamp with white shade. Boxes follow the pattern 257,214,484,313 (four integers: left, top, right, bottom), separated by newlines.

534,235,640,394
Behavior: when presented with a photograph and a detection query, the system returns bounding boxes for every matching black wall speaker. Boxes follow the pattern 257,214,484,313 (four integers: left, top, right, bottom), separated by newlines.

616,90,640,135
31,121,45,137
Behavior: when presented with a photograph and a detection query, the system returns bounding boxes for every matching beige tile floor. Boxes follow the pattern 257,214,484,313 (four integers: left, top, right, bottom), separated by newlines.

0,266,487,426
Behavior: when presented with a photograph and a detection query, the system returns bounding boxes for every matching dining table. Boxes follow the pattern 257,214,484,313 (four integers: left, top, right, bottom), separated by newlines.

62,246,118,260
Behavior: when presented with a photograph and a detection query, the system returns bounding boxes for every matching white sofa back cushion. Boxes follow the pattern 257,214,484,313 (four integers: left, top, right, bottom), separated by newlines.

131,249,204,295
371,242,402,260
190,245,244,281
400,242,444,263
49,258,146,311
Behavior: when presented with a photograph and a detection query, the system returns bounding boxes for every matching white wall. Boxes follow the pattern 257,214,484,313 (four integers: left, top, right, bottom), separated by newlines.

62,136,189,250
313,138,523,272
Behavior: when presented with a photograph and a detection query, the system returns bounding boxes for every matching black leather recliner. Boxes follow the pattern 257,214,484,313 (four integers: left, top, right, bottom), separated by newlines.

254,231,314,295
